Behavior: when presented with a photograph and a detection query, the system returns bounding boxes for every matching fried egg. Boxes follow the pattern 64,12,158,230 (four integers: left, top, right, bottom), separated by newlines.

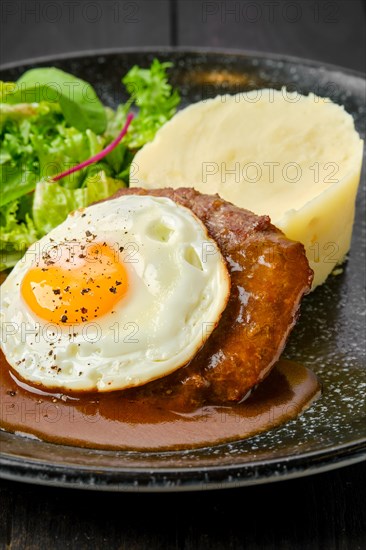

0,195,230,392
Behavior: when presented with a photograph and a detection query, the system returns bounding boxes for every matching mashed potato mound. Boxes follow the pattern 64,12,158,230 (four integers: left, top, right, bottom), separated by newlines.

132,89,363,288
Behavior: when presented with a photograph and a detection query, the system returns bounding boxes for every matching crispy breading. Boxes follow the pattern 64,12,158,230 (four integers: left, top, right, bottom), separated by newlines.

113,187,313,407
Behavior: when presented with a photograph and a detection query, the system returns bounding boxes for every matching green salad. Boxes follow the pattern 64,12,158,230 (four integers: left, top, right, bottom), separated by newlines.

0,59,180,270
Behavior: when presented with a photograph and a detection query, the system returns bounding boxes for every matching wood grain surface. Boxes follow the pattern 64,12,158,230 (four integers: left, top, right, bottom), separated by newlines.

0,461,365,549
1,0,365,71
0,1,365,549
176,0,366,71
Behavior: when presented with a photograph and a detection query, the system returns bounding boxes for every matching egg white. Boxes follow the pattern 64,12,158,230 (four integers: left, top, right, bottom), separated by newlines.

0,195,230,392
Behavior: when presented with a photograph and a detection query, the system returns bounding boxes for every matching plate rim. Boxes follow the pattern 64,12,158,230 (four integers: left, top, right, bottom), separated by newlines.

0,438,365,492
0,46,365,491
1,45,365,81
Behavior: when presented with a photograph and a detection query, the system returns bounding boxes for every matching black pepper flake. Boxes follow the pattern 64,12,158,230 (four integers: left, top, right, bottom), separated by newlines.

7,390,16,397
81,288,91,295
81,307,88,314
109,286,117,294
85,230,92,237
81,213,86,218
79,254,86,259
115,281,121,286
61,315,68,323
64,286,70,292
119,246,124,252
81,316,87,323
48,350,53,356
53,289,61,295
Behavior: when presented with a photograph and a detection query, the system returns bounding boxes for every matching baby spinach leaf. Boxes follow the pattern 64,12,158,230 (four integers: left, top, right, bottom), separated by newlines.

6,68,107,134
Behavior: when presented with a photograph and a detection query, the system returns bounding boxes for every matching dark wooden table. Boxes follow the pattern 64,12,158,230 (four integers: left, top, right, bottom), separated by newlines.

0,460,365,549
0,2,365,549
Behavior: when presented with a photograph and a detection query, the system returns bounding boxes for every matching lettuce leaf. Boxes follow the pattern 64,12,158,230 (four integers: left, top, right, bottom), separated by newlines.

0,104,106,206
32,172,124,235
0,200,38,270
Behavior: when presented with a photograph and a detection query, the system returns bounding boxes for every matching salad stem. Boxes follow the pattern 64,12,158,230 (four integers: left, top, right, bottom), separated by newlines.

53,113,134,182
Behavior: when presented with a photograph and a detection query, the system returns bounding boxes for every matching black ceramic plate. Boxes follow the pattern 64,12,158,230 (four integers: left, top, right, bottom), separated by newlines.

0,48,365,491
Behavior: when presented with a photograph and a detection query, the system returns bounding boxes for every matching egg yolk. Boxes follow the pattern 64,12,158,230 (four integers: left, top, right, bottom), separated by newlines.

21,243,128,325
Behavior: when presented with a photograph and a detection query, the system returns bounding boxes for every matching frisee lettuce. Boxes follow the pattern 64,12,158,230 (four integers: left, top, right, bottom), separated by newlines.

121,59,180,148
0,59,180,271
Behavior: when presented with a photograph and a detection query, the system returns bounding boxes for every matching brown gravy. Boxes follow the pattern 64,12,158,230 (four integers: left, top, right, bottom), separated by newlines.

0,352,321,451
